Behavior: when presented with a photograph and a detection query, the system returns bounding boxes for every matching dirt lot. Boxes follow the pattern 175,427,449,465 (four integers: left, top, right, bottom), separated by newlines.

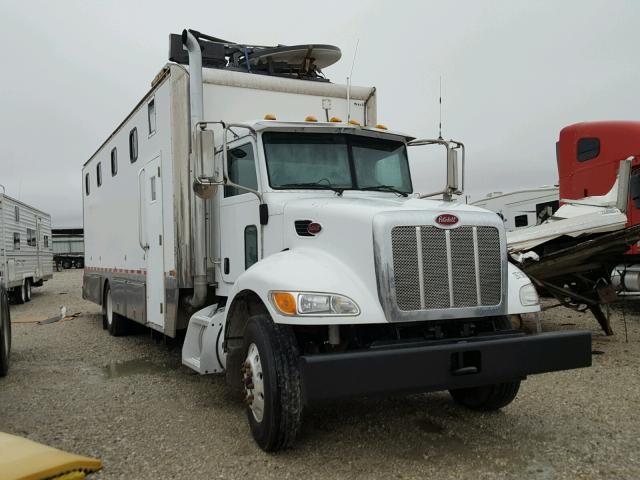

1,269,639,479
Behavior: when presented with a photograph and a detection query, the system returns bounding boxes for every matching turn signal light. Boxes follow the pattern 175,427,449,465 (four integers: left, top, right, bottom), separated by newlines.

375,124,388,130
305,115,318,122
348,119,361,126
264,114,276,120
329,116,342,123
272,292,297,315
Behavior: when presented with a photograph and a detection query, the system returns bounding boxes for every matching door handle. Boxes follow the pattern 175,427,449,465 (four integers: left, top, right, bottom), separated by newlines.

137,168,149,251
452,366,478,376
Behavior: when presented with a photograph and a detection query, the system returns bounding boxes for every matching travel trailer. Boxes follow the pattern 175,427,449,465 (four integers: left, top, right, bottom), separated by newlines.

472,186,559,231
82,29,591,451
0,192,53,303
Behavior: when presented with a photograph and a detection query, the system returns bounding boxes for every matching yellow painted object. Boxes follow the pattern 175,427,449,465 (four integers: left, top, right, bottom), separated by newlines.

0,432,102,480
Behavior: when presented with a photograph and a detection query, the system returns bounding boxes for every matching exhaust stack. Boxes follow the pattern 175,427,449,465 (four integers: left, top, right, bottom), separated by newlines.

182,29,208,309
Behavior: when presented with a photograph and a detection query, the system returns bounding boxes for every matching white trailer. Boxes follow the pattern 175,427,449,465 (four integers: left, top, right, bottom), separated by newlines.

52,228,84,270
82,30,591,451
0,192,53,303
472,186,559,231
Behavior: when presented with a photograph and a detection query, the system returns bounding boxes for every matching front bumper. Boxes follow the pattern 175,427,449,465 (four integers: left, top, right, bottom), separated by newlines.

299,330,591,402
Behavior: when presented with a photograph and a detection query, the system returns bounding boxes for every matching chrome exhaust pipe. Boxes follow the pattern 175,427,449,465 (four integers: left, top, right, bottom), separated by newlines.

183,29,207,309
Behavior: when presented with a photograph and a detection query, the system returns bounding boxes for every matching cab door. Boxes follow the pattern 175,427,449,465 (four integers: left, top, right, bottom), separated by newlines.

219,140,261,286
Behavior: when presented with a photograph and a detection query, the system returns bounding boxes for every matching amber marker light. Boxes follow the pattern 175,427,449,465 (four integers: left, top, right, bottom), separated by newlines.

305,115,318,122
272,292,297,315
264,114,276,120
329,116,342,122
348,119,361,126
375,124,388,130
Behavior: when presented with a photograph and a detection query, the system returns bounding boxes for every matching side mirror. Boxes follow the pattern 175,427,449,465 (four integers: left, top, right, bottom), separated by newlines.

447,147,459,192
193,128,217,199
197,128,215,177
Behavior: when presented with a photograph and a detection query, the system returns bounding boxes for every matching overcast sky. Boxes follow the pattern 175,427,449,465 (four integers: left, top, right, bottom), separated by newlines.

1,0,638,227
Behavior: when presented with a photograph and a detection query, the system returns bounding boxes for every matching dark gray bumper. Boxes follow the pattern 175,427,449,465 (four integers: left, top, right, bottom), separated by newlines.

299,331,592,402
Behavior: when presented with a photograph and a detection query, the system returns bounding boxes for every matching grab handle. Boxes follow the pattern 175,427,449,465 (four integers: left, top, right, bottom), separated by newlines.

137,168,149,251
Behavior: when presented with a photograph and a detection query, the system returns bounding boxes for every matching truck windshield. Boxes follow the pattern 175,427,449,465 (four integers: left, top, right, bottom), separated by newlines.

262,132,413,194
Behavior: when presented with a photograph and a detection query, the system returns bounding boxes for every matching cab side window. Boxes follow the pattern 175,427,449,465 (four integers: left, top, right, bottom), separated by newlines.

225,144,258,197
577,137,600,162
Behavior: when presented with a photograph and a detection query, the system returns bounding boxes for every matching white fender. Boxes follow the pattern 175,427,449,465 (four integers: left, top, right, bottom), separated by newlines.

507,262,541,314
226,247,388,325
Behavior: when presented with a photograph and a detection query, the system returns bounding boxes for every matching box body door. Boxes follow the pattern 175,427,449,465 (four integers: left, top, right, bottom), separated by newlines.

144,155,165,330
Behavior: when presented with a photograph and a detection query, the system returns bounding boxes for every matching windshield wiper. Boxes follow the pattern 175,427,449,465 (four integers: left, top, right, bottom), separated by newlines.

280,182,345,195
360,185,408,197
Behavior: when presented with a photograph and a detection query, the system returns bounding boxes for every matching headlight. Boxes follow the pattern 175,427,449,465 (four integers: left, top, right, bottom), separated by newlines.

271,291,360,316
519,283,539,306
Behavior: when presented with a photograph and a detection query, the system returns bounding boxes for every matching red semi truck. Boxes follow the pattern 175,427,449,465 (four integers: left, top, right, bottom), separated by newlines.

558,121,640,232
556,120,640,290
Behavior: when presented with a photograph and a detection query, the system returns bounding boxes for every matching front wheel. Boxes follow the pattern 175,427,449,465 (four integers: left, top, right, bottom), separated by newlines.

449,380,521,411
241,315,302,452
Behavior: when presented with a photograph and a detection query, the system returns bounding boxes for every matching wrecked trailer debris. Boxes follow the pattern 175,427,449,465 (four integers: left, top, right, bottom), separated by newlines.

508,159,640,334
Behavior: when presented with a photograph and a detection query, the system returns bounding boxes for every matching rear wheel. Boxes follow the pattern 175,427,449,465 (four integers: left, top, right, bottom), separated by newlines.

449,380,521,411
13,281,27,304
102,284,129,336
0,286,11,377
24,279,32,302
241,315,302,452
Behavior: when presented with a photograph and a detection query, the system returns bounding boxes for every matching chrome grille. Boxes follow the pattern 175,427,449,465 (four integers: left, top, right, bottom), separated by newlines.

421,227,449,309
477,226,502,306
390,225,502,311
391,227,421,310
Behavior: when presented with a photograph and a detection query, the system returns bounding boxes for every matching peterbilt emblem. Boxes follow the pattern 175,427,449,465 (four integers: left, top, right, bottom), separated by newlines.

435,214,459,226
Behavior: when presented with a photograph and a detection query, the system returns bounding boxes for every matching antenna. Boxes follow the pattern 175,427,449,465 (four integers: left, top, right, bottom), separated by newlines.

346,38,360,122
438,76,443,140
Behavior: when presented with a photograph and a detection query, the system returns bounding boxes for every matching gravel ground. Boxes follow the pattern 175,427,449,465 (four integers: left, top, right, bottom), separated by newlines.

1,269,639,479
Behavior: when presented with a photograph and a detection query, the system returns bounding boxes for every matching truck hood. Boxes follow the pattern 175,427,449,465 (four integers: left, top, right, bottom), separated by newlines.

279,194,493,224
273,194,502,311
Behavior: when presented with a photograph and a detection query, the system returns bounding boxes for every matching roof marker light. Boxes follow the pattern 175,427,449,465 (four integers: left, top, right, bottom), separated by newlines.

264,114,276,120
348,119,361,126
329,116,342,123
375,124,387,130
305,115,318,122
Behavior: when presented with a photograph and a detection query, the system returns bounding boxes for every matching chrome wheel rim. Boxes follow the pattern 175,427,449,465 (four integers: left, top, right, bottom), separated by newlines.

243,343,265,422
106,290,113,326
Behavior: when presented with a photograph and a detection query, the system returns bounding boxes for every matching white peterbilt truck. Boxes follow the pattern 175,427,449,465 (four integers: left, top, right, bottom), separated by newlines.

82,30,591,451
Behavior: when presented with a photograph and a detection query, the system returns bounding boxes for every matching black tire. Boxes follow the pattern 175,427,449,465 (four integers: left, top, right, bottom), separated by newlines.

24,279,32,302
494,315,515,331
0,286,11,377
449,380,521,411
13,281,27,305
62,260,72,269
241,314,302,452
103,284,129,336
